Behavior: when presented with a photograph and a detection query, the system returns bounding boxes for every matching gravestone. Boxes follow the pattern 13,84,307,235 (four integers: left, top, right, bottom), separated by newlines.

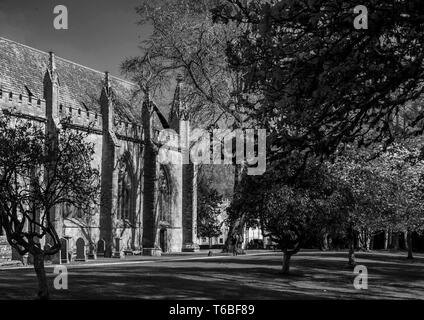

60,238,69,264
97,239,105,258
75,237,86,262
87,242,97,260
112,237,124,259
64,236,73,262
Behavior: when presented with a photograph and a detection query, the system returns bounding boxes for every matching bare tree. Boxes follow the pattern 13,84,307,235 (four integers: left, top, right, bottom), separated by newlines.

121,0,246,130
122,1,257,254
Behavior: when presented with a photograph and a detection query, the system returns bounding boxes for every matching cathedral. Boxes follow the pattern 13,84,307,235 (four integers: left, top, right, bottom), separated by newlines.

0,37,199,263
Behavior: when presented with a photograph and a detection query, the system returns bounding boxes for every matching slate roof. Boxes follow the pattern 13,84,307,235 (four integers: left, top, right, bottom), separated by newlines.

0,37,142,123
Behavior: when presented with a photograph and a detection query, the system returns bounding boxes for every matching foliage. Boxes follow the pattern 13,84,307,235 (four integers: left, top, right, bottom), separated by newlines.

210,0,424,262
228,158,347,252
0,114,100,298
369,140,424,234
197,173,224,241
213,0,424,160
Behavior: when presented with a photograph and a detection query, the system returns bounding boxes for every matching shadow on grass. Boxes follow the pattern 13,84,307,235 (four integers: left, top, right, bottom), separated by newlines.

1,251,423,300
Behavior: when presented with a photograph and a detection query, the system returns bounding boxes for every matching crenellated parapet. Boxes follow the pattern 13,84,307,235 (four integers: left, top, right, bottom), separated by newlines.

0,86,147,142
114,119,143,141
57,103,103,131
0,87,46,121
55,103,147,141
0,76,181,148
55,101,145,141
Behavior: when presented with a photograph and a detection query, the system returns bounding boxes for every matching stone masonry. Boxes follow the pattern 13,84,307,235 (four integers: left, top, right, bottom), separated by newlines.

0,37,198,262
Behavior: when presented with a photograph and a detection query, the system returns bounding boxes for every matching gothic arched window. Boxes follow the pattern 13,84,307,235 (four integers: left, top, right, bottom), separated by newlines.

158,166,171,224
117,169,131,221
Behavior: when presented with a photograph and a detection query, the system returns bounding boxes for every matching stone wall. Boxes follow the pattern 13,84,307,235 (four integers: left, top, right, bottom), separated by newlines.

0,38,195,261
158,147,183,253
0,236,12,262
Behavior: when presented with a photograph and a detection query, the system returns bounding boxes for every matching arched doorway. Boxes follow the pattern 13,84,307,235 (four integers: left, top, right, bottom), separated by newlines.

157,166,171,252
159,229,167,252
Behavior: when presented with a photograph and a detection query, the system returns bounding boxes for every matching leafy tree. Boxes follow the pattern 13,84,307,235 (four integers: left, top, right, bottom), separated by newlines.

197,174,223,248
214,0,424,158
332,139,424,261
0,115,100,299
212,0,424,269
330,146,393,264
373,140,424,259
229,158,345,273
261,185,310,273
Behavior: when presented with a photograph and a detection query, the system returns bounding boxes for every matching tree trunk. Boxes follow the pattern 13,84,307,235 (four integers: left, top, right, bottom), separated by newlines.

348,238,355,267
281,251,292,274
384,230,389,250
404,231,408,250
321,233,329,251
366,235,371,251
328,236,333,250
222,163,246,253
223,235,231,253
347,225,356,266
209,237,212,249
407,231,413,260
33,253,49,300
392,232,399,250
356,232,362,250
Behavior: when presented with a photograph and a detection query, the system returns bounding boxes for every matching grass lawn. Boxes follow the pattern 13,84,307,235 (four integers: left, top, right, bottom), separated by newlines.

0,250,423,300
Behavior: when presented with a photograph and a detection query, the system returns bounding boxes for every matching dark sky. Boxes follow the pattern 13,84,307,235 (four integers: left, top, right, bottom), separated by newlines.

0,0,152,77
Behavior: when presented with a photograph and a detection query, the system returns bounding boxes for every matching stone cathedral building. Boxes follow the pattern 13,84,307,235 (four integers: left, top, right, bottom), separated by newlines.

0,37,198,263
